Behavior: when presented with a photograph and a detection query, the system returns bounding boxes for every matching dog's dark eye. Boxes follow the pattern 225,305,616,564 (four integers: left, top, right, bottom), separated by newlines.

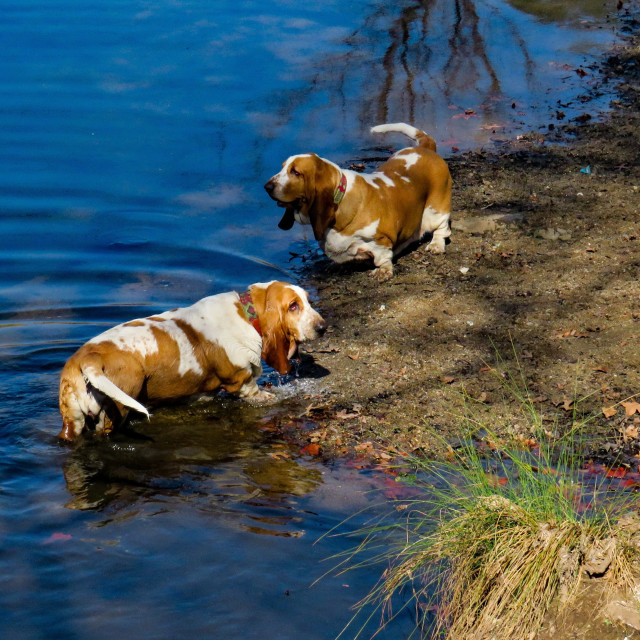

290,167,301,177
289,301,299,312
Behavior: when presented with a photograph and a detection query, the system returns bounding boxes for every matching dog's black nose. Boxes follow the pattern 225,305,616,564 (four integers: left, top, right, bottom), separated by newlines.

264,179,275,194
316,319,327,336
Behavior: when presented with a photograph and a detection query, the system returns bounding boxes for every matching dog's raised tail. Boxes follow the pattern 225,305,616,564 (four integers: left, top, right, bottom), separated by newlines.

370,123,436,152
82,365,150,419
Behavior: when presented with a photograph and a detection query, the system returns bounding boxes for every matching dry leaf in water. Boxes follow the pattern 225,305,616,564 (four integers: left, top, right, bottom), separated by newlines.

301,443,321,456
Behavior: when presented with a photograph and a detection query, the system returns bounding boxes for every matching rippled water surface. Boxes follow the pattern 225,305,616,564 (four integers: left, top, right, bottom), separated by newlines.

0,1,627,637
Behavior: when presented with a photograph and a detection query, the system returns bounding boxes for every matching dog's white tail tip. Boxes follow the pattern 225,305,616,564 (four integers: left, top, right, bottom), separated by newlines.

371,122,419,137
82,367,150,418
371,123,435,151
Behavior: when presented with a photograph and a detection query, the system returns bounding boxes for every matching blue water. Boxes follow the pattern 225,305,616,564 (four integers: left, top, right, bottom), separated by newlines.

0,1,627,638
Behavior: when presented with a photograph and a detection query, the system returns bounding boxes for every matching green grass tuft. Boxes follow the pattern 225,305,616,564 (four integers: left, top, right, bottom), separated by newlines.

335,359,640,639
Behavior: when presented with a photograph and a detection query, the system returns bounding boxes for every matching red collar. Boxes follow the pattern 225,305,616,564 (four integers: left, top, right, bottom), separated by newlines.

333,172,347,205
238,291,262,336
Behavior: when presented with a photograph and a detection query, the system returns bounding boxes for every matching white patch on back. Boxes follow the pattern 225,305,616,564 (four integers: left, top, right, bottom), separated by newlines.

91,316,203,376
396,151,420,169
360,172,394,189
374,172,395,187
89,323,159,358
359,174,380,189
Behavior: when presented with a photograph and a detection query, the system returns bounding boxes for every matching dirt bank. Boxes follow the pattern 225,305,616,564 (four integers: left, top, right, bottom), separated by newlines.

278,21,640,467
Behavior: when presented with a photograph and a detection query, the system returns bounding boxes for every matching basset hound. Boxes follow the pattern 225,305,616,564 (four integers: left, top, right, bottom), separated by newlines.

264,123,452,279
58,281,325,441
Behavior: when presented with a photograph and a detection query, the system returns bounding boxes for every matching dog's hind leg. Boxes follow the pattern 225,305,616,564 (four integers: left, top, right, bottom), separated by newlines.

58,373,90,441
421,205,451,254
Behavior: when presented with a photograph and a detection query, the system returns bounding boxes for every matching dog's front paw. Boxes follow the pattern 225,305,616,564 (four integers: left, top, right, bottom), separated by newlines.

425,239,446,254
370,265,393,281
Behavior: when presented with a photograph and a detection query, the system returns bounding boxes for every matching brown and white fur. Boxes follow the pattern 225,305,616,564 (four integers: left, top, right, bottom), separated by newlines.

264,123,452,279
58,281,325,441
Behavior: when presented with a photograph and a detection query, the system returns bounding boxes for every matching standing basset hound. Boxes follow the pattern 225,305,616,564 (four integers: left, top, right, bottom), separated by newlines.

264,123,452,279
58,281,325,441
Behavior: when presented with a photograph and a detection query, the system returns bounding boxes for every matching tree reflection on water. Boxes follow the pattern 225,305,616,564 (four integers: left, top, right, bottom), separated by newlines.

270,0,613,151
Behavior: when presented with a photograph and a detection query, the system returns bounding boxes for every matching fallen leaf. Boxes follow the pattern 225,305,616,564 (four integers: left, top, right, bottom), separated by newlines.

606,467,627,479
554,329,589,339
602,406,617,418
442,375,456,384
335,409,359,420
622,401,640,417
485,473,508,488
562,397,574,411
300,443,321,456
594,366,608,373
624,425,639,439
451,110,479,120
269,451,292,460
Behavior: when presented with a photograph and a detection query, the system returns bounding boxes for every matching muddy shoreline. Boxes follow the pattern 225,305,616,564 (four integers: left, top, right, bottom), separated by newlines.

277,18,640,468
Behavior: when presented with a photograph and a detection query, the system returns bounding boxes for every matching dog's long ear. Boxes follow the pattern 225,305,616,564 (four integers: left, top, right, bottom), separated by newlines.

307,156,339,241
262,323,291,375
278,207,296,230
252,283,291,375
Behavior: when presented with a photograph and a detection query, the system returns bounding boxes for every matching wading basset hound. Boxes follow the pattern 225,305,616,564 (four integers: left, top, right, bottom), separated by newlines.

264,123,452,279
58,281,325,441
